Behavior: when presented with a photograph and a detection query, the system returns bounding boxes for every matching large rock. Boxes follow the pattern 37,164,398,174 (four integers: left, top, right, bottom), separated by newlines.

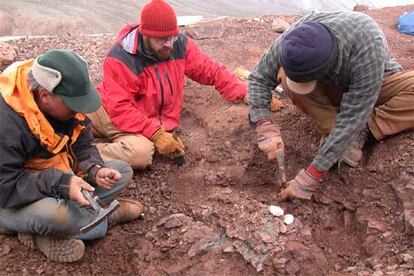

271,18,290,33
187,17,226,40
0,42,17,72
0,10,13,36
353,4,369,12
156,213,191,229
395,172,414,234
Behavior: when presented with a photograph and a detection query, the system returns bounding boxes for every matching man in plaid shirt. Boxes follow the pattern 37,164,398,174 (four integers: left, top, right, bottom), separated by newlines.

248,11,414,200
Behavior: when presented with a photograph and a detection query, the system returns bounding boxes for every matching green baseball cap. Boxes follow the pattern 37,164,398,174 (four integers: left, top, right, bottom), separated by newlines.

32,49,101,113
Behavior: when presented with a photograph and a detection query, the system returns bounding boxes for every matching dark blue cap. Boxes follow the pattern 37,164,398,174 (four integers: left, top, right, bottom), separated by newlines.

281,21,337,82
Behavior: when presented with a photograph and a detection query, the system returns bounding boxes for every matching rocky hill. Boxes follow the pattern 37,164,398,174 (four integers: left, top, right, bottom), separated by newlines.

0,4,413,276
0,0,407,35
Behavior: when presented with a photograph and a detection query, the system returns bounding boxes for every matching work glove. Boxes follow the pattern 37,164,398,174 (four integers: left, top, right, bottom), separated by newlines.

256,121,284,160
243,94,284,112
270,96,284,112
151,128,185,156
279,167,324,200
234,67,284,112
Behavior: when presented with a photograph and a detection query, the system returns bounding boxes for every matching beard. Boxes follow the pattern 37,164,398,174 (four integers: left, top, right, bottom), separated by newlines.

154,47,172,60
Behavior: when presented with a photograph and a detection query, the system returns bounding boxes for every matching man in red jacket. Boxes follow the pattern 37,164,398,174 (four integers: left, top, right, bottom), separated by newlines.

88,0,251,168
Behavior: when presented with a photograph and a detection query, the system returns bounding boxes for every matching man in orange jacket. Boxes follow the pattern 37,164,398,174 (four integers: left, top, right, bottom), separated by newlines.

0,49,143,262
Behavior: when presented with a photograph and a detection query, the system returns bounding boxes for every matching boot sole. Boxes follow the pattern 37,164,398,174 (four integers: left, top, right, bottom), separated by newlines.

35,236,85,263
18,233,85,263
17,233,36,249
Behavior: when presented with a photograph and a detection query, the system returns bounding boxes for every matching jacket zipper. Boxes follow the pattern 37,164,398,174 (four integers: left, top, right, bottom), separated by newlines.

165,70,174,96
154,64,164,125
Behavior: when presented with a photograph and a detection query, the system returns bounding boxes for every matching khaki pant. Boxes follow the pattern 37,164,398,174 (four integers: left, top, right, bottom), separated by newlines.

87,106,154,169
277,69,414,140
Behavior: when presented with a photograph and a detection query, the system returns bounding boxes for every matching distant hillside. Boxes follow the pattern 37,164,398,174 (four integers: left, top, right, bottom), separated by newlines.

0,0,412,36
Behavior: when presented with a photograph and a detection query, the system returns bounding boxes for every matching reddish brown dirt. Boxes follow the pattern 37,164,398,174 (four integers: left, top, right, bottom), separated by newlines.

1,5,414,275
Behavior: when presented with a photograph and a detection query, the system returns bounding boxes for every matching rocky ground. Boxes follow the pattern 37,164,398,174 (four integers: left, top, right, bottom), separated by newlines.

0,4,414,276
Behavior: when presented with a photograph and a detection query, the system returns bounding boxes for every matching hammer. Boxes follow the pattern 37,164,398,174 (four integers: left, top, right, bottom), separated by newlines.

80,190,120,234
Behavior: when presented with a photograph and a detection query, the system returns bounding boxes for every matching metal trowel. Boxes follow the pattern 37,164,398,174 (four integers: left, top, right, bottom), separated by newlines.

80,190,120,234
276,149,287,186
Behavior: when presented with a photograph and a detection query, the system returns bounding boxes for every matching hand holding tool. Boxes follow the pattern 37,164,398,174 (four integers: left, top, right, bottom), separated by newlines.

80,190,120,234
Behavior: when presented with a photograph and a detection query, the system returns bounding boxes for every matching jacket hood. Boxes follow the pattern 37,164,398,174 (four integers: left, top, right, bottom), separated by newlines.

116,23,141,55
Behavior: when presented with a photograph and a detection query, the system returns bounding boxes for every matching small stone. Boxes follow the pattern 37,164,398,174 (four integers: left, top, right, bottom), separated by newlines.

334,263,341,271
402,253,414,263
58,269,69,276
223,245,234,253
0,244,11,256
373,264,383,271
368,165,378,172
385,264,398,271
279,223,288,234
36,267,45,275
382,231,392,238
299,225,312,241
283,214,294,225
128,181,137,189
285,260,300,275
273,257,288,265
273,257,288,271
149,207,156,214
164,218,184,229
343,266,357,273
368,220,388,232
258,231,273,244
367,256,381,269
269,205,284,217
22,268,30,276
400,263,414,269
372,271,384,276
341,207,352,223
157,213,189,229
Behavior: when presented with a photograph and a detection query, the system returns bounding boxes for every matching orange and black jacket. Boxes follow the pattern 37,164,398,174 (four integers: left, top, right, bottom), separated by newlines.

0,60,104,209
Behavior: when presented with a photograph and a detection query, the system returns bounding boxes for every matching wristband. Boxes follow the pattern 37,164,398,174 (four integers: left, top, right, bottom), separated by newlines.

306,165,326,181
256,118,272,126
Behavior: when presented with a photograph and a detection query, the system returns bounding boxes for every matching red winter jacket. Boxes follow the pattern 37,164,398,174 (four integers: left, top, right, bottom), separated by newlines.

97,24,247,138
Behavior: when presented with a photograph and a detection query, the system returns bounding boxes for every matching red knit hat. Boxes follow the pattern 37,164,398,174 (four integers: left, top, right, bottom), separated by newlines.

139,0,179,37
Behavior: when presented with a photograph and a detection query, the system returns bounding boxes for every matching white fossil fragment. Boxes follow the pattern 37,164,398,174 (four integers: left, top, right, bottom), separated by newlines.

268,205,284,217
283,214,294,225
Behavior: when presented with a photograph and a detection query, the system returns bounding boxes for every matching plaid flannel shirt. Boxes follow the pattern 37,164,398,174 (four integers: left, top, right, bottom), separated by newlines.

248,11,402,171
